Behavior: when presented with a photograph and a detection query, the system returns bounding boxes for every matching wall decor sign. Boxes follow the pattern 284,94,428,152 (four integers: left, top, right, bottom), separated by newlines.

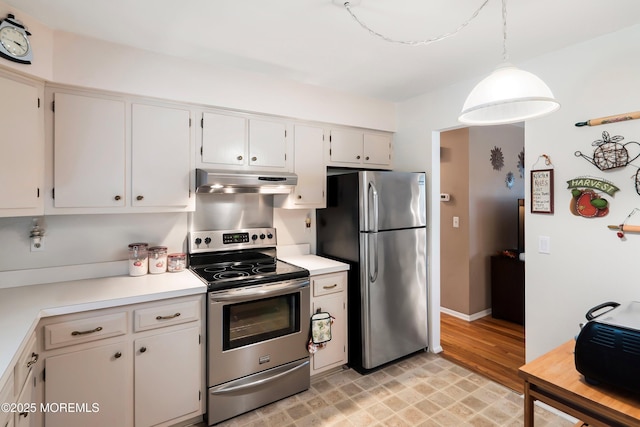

531,169,554,213
567,176,620,218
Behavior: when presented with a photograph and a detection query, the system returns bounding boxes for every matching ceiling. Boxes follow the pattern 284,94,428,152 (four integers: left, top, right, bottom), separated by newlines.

6,0,640,102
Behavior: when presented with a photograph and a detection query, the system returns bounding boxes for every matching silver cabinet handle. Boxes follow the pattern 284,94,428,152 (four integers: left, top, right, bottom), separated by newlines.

71,326,103,336
26,352,38,368
323,284,338,289
237,155,243,161
251,156,257,161
156,312,181,320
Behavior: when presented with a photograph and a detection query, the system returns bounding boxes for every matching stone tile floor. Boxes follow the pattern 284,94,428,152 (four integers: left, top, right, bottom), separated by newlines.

198,351,574,426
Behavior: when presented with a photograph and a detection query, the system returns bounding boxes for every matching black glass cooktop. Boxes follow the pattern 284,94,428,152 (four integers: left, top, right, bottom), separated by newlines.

189,248,308,291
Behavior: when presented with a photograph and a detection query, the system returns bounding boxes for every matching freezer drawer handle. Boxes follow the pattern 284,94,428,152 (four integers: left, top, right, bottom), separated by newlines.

71,326,103,336
156,312,181,320
323,284,338,289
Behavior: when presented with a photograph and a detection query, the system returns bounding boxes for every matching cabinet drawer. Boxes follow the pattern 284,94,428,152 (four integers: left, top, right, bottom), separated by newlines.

43,312,127,350
134,299,200,332
13,333,37,395
313,272,346,297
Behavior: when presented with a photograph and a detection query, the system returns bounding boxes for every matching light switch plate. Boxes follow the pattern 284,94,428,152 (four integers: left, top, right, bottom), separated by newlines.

538,236,550,254
453,216,459,228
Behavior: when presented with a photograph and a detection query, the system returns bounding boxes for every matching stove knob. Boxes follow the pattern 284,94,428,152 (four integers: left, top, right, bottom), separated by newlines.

251,234,258,241
204,237,212,245
260,234,266,240
267,233,273,239
195,237,202,245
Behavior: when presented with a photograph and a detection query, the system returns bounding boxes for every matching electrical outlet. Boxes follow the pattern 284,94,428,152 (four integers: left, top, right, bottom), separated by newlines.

453,216,460,228
30,236,45,252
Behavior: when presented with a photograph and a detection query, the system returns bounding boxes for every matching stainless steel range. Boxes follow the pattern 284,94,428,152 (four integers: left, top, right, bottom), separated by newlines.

188,228,310,426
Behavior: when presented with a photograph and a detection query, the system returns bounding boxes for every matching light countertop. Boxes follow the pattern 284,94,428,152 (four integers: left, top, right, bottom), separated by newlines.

278,244,350,276
0,270,207,393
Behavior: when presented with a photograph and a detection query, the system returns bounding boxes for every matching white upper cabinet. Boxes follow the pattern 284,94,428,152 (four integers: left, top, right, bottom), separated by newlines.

328,129,363,165
201,112,245,166
0,74,43,217
46,88,195,214
200,111,289,171
248,119,287,168
131,103,191,208
275,125,325,209
328,128,393,169
364,132,393,166
52,92,127,208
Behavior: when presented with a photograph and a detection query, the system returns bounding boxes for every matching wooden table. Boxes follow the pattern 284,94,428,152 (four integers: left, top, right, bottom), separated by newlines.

518,340,640,426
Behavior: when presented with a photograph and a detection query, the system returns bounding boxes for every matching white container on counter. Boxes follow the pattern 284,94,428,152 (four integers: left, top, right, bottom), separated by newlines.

167,253,186,272
128,243,149,276
148,246,168,274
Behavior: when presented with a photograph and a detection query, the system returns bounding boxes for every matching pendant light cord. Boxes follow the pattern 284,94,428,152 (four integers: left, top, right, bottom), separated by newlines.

343,0,491,46
501,0,509,62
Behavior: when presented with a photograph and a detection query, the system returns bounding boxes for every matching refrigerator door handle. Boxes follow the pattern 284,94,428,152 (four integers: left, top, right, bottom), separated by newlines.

368,181,379,233
369,233,378,283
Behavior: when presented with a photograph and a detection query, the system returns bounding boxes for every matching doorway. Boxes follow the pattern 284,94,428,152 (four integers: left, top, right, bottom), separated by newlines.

438,124,525,391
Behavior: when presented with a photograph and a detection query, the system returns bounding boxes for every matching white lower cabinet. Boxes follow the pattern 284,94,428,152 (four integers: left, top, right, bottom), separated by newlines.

45,341,131,427
0,374,14,427
134,326,200,427
310,271,347,375
39,295,204,427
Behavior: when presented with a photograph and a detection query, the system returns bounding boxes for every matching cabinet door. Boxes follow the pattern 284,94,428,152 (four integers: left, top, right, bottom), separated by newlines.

201,112,246,166
134,326,201,427
13,371,33,427
53,92,126,207
45,341,131,427
0,374,13,427
248,119,287,168
131,104,191,207
363,133,392,166
292,125,325,207
330,129,362,164
0,76,42,215
312,292,346,372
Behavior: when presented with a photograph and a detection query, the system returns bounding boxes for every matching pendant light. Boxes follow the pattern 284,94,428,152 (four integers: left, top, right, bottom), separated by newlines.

458,0,560,125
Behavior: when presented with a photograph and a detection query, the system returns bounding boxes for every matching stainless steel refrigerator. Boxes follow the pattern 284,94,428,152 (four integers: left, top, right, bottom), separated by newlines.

317,170,428,372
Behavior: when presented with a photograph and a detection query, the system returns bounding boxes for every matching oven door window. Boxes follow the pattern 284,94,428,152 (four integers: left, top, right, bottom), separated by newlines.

223,293,300,350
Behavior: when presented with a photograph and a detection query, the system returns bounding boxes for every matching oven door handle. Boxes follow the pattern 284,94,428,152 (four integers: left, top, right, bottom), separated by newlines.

209,279,309,302
209,359,310,394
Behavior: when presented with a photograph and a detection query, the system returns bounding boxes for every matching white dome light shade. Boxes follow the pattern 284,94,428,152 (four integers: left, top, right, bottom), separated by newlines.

458,63,560,125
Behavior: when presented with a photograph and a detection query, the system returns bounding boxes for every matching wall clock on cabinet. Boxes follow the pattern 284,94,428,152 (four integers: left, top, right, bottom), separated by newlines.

0,14,32,64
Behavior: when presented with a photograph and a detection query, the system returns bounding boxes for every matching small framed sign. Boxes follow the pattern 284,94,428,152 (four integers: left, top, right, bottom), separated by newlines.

531,169,554,214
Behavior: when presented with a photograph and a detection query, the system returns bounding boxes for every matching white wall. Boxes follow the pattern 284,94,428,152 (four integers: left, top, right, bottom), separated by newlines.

50,31,396,132
395,23,640,361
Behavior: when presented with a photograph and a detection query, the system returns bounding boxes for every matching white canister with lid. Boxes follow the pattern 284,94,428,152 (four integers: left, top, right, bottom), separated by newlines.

128,243,149,276
148,246,168,274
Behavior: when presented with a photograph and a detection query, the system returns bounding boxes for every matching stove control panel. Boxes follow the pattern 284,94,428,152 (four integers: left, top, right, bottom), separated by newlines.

189,228,277,253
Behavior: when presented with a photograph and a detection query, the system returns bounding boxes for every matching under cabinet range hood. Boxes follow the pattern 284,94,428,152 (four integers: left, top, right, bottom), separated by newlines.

195,169,298,194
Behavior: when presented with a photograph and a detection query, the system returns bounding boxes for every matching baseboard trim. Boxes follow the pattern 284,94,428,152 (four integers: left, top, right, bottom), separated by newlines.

440,307,492,322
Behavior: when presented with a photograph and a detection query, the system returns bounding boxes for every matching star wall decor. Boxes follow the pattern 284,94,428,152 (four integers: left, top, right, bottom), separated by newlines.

490,146,504,171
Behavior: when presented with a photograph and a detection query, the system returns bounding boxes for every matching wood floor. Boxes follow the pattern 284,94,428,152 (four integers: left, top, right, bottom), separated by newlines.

439,312,525,393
